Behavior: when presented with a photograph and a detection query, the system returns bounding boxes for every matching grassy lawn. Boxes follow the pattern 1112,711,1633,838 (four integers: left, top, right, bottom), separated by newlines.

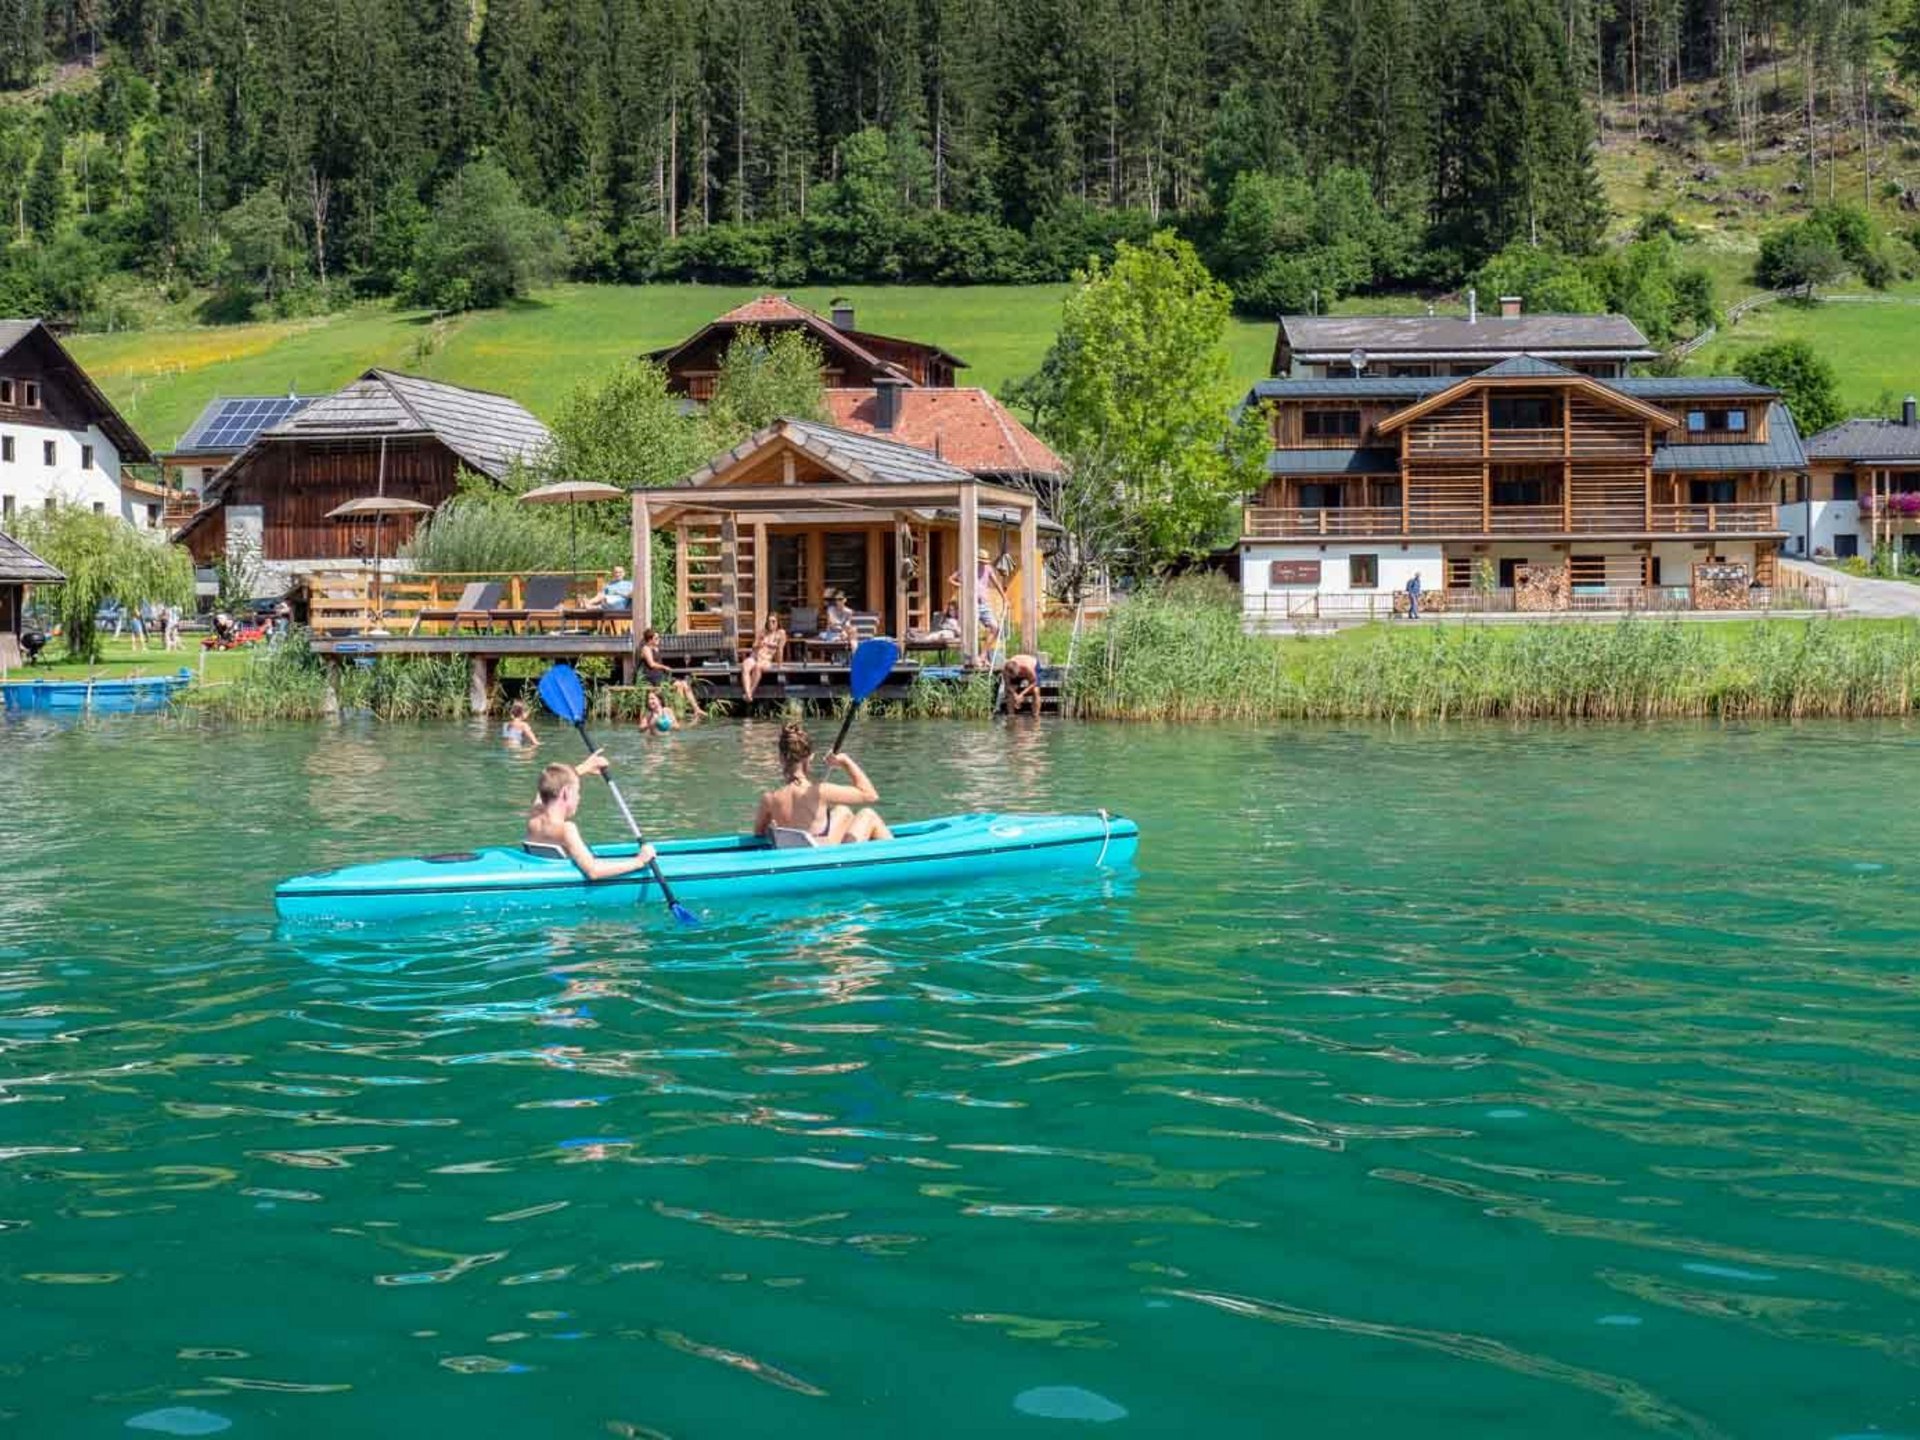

68,283,1282,449
1689,289,1920,417
19,636,256,683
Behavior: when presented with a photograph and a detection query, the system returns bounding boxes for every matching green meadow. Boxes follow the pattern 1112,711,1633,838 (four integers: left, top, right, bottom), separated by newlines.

69,284,1280,449
1690,289,1920,419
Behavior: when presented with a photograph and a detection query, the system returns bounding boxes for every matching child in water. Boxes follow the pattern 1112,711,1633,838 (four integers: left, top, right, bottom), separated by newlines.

525,755,656,880
644,689,675,733
502,700,540,747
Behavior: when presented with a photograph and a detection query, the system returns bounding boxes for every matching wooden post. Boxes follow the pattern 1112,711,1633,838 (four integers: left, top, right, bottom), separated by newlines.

894,515,911,644
865,526,885,615
1481,462,1491,534
1019,500,1040,652
1562,461,1572,532
675,523,690,631
719,516,739,649
752,521,769,636
468,656,493,716
631,490,652,657
959,482,979,661
806,531,825,608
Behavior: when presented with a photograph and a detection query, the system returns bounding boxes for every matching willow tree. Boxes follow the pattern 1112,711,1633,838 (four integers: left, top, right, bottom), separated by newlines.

15,503,195,663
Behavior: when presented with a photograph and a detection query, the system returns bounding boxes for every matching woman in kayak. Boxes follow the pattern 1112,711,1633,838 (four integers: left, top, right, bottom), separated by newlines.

753,720,892,846
526,756,657,880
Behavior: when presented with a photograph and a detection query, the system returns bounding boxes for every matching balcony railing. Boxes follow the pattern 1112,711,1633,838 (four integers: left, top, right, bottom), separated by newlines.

1244,502,1781,540
1649,503,1777,533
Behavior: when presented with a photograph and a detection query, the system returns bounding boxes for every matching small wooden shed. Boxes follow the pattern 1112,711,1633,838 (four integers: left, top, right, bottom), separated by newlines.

634,419,1042,660
0,529,63,636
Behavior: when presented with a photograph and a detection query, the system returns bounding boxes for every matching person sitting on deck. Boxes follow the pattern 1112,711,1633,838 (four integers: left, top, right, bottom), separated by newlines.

502,699,541,747
1001,654,1041,716
638,627,706,717
931,600,962,641
753,721,892,847
584,565,633,610
739,614,788,703
525,755,657,880
817,590,855,645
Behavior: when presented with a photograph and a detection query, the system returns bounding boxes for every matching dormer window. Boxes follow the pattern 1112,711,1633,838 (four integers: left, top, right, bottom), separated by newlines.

1686,408,1747,434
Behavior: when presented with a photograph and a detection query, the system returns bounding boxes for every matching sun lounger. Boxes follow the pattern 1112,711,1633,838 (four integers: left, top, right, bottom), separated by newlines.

489,576,572,632
411,581,497,635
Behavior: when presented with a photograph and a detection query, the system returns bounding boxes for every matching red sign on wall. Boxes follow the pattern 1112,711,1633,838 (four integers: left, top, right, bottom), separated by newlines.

1268,560,1322,586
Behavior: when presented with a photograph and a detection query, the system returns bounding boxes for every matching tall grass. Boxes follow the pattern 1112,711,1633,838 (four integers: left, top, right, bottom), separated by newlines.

1071,578,1920,721
185,632,477,720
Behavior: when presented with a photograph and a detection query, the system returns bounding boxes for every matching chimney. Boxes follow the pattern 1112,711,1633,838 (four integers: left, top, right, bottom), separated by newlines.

873,374,906,432
1467,287,1478,324
1499,295,1523,319
1904,395,1917,428
830,298,856,332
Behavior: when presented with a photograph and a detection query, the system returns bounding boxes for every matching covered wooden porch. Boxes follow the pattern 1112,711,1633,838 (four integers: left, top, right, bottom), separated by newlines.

629,419,1043,662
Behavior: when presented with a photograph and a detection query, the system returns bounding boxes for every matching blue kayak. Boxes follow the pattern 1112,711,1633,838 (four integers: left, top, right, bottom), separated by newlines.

275,811,1138,923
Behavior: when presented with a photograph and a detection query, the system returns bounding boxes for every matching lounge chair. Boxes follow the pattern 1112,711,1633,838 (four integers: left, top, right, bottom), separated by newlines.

489,575,573,632
787,605,818,637
411,580,497,635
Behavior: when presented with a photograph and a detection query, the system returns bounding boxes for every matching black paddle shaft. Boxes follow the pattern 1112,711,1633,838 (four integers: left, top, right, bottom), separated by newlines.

569,718,692,918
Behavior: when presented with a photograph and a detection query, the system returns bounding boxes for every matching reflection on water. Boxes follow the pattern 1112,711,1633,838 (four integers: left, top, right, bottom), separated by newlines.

1,717,1917,1437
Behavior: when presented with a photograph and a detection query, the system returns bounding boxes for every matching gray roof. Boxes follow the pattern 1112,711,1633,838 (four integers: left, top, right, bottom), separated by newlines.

1280,312,1658,358
1652,402,1805,472
262,369,551,480
1803,416,1920,463
0,320,35,351
1476,355,1581,379
1266,448,1402,476
1248,377,1448,402
682,417,981,489
1616,377,1779,399
0,530,63,584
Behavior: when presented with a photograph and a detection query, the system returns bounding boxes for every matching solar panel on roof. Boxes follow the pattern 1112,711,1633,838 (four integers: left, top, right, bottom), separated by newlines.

185,395,310,451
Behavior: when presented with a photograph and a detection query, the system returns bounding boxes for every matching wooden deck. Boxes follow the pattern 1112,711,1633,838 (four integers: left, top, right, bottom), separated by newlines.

309,634,1068,714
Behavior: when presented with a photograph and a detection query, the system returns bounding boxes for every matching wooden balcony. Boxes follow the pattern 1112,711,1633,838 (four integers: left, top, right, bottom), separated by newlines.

1243,501,1781,540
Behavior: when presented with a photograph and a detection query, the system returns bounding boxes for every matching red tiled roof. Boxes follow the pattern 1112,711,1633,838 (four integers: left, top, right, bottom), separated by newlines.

824,388,1060,476
715,295,820,325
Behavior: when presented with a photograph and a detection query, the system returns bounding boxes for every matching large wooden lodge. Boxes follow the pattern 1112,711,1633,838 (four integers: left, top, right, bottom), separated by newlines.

1239,301,1807,619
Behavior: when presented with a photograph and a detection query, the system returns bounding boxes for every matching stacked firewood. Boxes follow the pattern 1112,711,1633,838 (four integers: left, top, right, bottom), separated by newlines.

1515,564,1571,612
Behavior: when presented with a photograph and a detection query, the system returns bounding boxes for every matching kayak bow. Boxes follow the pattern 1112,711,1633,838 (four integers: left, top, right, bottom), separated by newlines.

275,811,1138,923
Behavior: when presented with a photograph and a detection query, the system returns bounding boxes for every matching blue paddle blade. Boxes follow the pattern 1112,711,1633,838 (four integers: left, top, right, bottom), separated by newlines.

536,664,587,724
847,637,900,701
669,901,700,927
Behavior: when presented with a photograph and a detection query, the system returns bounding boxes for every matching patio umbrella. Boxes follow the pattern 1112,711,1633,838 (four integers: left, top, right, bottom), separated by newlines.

517,480,625,578
326,495,432,619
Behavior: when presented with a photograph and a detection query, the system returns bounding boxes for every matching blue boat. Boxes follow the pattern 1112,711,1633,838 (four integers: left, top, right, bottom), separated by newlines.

1,669,193,714
275,811,1138,923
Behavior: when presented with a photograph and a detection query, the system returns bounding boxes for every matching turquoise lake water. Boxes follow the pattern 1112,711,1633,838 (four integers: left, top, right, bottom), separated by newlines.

1,715,1916,1438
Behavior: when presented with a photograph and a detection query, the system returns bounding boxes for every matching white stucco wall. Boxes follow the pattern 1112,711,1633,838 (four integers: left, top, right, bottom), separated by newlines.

1779,500,1863,558
0,421,126,523
1242,542,1443,620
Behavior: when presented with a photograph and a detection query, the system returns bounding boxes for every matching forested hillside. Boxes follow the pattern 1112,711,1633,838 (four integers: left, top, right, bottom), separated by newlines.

0,0,1911,328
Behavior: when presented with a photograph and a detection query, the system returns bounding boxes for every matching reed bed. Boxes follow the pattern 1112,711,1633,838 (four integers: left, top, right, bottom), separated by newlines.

1070,579,1920,722
185,634,477,721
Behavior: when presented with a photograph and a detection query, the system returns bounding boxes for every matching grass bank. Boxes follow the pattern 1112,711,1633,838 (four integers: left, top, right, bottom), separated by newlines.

1072,580,1920,721
182,633,472,721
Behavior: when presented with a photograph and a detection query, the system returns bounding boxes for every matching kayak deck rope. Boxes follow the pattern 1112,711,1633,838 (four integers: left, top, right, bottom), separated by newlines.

1096,808,1112,867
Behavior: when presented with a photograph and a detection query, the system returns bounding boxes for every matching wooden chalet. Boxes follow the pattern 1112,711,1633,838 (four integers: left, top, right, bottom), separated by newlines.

175,370,551,594
1240,353,1807,618
0,528,61,638
632,419,1041,661
1794,399,1920,561
647,296,964,400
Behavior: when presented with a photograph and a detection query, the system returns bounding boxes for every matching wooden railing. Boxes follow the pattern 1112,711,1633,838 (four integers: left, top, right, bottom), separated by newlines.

1243,502,1782,540
1649,503,1777,533
305,569,614,635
